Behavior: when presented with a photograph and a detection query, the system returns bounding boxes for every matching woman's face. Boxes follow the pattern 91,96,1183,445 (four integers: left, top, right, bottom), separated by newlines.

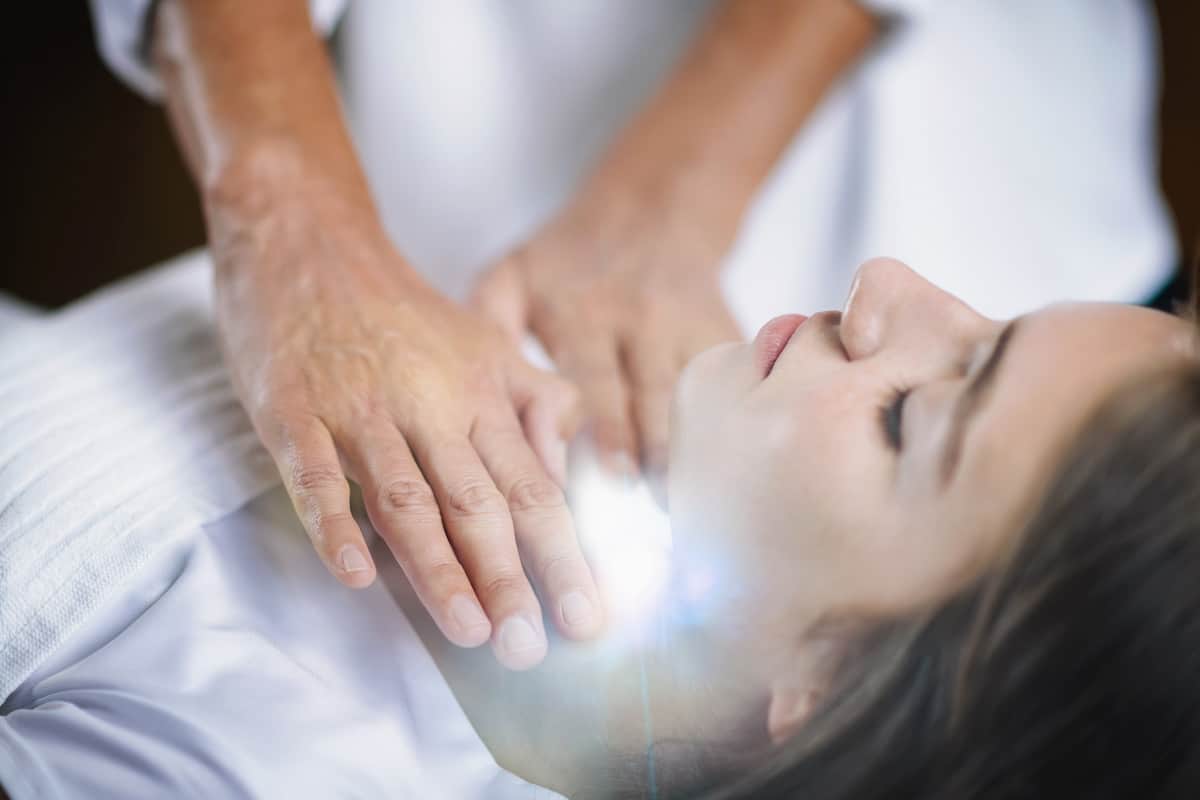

668,258,1193,672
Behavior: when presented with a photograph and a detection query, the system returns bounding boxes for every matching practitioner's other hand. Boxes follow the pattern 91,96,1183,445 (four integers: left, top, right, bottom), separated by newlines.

471,186,742,498
210,202,602,671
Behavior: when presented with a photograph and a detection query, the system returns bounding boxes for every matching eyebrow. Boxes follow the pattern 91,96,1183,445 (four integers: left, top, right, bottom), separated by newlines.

938,319,1022,486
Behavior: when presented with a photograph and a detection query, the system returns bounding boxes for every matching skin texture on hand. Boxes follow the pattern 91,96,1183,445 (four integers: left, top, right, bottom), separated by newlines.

472,0,877,494
152,0,603,670
208,183,603,671
148,0,874,668
472,190,742,490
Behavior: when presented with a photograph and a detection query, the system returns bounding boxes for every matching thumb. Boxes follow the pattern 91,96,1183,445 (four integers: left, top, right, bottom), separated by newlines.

470,259,528,345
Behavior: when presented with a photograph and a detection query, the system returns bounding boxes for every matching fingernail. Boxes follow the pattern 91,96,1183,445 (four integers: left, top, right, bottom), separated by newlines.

497,616,545,661
450,594,491,636
560,590,596,628
338,545,370,573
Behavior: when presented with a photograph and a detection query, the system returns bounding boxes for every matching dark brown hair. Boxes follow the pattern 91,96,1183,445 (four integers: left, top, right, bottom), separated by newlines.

697,277,1200,799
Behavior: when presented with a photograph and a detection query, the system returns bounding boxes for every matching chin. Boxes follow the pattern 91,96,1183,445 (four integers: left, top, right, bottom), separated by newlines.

675,341,748,413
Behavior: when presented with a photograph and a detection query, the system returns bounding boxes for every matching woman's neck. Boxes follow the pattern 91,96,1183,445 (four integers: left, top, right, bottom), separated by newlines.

379,555,763,797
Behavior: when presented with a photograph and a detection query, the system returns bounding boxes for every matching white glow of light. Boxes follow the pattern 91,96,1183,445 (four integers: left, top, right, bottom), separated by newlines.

568,449,673,648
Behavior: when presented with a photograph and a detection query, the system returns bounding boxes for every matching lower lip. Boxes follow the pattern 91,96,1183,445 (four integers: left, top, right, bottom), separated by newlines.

754,314,809,378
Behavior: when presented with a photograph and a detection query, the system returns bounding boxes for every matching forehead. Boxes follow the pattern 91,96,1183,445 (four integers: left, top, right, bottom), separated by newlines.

947,303,1191,557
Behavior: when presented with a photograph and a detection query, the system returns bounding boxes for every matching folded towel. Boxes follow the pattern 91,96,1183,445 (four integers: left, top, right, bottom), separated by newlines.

0,251,281,700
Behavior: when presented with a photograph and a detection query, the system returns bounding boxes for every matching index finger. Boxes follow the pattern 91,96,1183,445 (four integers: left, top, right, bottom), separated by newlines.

625,337,677,477
551,333,638,477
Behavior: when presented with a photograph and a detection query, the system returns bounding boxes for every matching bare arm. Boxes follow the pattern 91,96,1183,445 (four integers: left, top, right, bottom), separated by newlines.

598,0,878,245
153,0,378,238
473,0,878,482
150,0,604,671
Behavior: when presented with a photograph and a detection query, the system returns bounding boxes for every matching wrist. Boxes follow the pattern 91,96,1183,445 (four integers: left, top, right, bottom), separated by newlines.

581,164,746,274
203,137,377,226
201,140,398,266
201,138,410,279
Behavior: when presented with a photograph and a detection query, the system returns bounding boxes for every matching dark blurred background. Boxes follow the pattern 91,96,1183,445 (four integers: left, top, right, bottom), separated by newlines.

1,2,1196,310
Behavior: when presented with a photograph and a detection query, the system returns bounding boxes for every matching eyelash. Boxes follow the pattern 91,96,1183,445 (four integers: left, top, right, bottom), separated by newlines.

880,385,911,451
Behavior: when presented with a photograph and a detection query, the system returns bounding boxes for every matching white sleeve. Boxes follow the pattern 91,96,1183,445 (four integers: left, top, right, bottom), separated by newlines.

87,0,350,100
856,0,935,20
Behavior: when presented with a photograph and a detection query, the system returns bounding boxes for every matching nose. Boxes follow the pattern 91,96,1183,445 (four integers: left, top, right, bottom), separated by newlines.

839,257,984,361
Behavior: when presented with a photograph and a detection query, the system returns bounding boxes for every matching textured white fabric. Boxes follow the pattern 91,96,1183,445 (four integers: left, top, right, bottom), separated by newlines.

0,253,280,701
0,489,559,799
0,253,561,798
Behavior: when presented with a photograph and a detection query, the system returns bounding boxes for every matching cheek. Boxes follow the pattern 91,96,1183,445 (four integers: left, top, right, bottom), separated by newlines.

672,379,890,574
669,344,752,502
748,392,886,546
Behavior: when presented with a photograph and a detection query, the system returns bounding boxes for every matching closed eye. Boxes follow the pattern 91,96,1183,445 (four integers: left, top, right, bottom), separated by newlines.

880,387,911,451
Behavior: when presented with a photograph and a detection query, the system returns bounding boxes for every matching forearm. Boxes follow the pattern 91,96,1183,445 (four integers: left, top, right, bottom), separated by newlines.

152,0,385,259
592,0,878,243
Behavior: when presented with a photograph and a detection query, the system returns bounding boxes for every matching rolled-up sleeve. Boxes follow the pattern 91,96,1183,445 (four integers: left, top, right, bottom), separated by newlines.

87,0,350,100
856,0,936,20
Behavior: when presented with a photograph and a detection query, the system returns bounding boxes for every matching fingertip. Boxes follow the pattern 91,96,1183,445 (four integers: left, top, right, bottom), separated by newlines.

453,626,493,649
493,615,548,671
557,589,605,640
447,594,493,648
335,544,377,588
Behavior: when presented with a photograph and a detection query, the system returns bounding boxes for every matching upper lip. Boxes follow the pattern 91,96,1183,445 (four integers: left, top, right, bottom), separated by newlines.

757,311,844,379
756,314,810,379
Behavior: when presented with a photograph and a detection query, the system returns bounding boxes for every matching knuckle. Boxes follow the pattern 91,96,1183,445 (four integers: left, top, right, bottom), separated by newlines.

640,374,677,395
310,510,358,548
292,463,345,494
506,476,564,513
422,558,466,584
377,478,439,516
480,571,529,602
314,508,356,528
392,538,443,571
418,560,470,594
534,551,580,587
446,481,507,516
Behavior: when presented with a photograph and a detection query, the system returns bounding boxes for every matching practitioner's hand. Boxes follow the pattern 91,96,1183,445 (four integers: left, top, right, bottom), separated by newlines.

210,204,603,671
471,187,742,494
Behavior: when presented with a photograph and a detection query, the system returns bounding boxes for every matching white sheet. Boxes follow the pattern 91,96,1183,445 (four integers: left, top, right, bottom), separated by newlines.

0,484,559,799
0,252,668,798
0,254,280,703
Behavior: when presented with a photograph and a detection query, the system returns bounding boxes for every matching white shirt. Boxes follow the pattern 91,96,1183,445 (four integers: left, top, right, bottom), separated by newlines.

0,255,569,799
89,0,1176,322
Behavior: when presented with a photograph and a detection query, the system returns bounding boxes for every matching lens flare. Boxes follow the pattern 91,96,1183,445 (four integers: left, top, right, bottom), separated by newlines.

568,443,732,653
569,453,673,643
